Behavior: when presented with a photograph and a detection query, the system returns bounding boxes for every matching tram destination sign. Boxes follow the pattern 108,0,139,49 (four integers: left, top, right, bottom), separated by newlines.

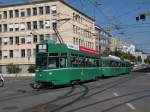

37,44,48,52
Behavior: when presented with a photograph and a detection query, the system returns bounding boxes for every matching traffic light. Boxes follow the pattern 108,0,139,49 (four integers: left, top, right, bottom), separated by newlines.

140,14,146,20
136,14,146,21
136,16,140,21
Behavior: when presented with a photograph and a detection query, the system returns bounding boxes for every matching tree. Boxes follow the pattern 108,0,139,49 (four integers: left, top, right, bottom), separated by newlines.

102,49,137,63
102,48,115,56
137,56,142,63
6,63,21,74
144,56,150,64
28,65,35,73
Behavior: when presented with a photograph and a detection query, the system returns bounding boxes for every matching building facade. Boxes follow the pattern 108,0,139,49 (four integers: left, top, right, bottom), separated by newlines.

99,29,111,53
0,0,95,73
94,25,111,53
95,25,100,51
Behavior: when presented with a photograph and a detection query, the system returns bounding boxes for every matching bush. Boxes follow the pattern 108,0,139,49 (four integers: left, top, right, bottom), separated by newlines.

28,65,35,73
6,63,22,74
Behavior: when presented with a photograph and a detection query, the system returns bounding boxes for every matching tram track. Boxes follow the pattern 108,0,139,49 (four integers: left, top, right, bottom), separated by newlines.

100,94,150,112
64,74,132,99
50,84,89,112
50,73,143,112
65,89,150,112
25,84,89,112
61,73,149,112
0,85,75,103
4,73,139,112
24,75,131,112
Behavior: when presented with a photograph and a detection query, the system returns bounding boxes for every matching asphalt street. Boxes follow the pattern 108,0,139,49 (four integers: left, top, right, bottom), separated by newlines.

0,72,150,112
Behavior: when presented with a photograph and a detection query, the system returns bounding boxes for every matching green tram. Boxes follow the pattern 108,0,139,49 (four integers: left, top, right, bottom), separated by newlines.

34,40,131,88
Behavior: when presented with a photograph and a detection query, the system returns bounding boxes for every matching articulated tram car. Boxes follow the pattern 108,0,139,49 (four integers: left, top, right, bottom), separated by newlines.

35,40,131,87
101,57,131,77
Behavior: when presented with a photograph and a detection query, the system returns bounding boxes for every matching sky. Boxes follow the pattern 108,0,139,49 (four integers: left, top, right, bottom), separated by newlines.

0,0,150,53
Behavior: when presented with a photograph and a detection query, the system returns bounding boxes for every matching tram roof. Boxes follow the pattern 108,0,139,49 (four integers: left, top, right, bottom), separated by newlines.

101,56,124,63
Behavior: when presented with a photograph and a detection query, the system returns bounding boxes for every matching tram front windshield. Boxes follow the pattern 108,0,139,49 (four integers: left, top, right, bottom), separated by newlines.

36,53,47,69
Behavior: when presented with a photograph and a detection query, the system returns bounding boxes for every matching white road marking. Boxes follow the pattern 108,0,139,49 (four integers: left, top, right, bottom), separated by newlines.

113,92,119,97
126,103,136,110
112,92,136,110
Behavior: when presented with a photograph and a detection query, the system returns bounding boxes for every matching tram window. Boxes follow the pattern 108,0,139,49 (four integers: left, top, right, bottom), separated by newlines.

115,62,118,67
71,56,78,67
105,61,109,67
118,62,121,67
101,61,105,67
48,57,59,68
109,61,111,67
89,58,93,67
85,58,90,67
36,54,47,69
95,59,99,67
78,57,85,67
49,53,58,57
60,58,67,68
61,53,67,57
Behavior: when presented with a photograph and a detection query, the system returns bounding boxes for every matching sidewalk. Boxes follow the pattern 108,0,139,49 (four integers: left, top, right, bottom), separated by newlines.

3,73,35,77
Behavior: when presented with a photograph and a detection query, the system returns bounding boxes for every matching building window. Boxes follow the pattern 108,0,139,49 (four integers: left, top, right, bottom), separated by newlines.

15,36,19,45
20,10,25,17
76,38,78,45
20,23,26,30
9,37,13,45
40,34,44,41
27,49,31,58
9,24,13,31
73,37,75,44
39,7,43,15
45,6,50,14
15,23,19,31
52,33,57,42
3,24,7,32
79,39,81,46
0,38,2,45
3,11,7,19
0,24,2,32
9,10,13,18
0,14,2,19
73,25,75,33
9,50,13,58
15,10,19,17
39,21,44,29
27,22,31,30
0,50,2,59
26,35,31,44
3,50,8,59
33,21,37,29
33,35,37,43
21,49,25,57
52,20,57,28
45,34,50,40
20,37,25,44
51,5,57,14
26,8,31,16
33,7,37,16
3,37,9,45
45,20,51,28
